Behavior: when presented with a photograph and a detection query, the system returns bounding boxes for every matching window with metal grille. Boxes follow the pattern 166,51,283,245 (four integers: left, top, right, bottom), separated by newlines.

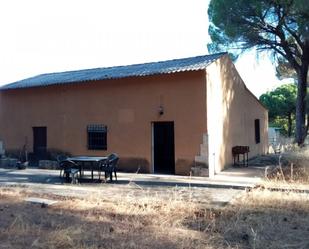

87,125,107,150
254,119,260,144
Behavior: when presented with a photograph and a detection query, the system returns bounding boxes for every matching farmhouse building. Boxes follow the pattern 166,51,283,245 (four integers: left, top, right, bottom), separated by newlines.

0,53,268,176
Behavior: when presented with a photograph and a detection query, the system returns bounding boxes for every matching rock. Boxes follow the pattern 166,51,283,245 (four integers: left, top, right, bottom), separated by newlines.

38,160,59,169
191,166,209,177
25,197,58,206
0,158,18,168
17,161,28,170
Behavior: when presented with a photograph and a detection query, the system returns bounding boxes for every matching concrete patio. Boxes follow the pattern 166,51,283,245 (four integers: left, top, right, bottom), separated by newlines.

0,165,267,209
0,165,265,189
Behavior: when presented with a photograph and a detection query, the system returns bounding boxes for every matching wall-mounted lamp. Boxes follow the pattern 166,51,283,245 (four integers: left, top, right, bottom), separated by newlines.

159,106,164,116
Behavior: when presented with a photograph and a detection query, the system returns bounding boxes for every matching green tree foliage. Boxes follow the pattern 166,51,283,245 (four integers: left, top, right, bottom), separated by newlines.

276,57,309,82
276,57,298,80
271,116,296,136
260,84,297,136
208,0,309,144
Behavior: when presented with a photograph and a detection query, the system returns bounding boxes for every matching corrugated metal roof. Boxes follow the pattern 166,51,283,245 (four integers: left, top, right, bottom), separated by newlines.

0,52,226,90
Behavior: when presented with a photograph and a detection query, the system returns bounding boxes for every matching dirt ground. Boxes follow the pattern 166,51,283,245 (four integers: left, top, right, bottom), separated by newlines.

1,185,309,249
1,149,309,249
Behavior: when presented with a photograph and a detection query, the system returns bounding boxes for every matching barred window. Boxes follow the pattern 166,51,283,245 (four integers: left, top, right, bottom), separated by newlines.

87,125,107,150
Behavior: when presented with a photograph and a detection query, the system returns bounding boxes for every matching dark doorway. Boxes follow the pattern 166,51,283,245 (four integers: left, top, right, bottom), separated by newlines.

33,127,47,159
153,122,175,174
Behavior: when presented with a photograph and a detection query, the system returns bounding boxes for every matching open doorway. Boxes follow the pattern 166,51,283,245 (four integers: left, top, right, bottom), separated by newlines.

152,122,175,174
33,127,47,160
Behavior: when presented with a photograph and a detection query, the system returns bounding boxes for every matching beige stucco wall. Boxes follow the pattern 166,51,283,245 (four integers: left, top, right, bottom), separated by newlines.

206,55,268,174
0,71,207,174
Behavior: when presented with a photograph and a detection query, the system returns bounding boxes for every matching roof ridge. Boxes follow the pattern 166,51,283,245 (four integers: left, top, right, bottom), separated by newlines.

1,52,227,90
28,52,227,76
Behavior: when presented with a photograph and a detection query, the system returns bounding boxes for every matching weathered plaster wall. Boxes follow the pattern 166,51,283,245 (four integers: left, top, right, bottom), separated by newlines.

206,55,268,174
0,70,207,174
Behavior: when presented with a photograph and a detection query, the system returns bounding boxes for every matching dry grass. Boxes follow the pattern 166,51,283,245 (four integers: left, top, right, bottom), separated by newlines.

1,147,309,248
0,187,211,249
1,184,309,249
223,188,309,249
263,147,309,187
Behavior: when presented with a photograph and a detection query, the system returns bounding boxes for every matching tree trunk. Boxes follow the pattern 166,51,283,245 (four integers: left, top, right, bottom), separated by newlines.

306,114,309,135
287,112,292,137
295,65,308,145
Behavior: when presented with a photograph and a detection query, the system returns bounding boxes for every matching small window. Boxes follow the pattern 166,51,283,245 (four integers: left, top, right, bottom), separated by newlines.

87,124,107,150
254,119,260,144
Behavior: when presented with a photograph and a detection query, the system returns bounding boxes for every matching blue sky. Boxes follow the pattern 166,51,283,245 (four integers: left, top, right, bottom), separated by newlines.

0,0,285,96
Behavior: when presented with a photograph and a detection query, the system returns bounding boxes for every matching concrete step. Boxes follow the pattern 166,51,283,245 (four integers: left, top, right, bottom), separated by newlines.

194,156,208,168
200,144,208,157
191,166,209,177
25,197,58,206
195,155,207,163
203,134,209,145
